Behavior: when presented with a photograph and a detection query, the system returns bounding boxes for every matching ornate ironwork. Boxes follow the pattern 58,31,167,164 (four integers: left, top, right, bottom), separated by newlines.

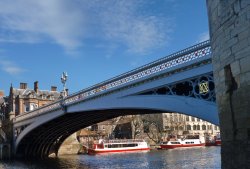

14,41,212,123
139,73,215,102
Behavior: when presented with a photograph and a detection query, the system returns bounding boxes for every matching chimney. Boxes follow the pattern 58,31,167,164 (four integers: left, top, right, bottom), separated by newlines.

34,81,38,93
0,90,4,97
51,86,57,92
66,88,69,96
20,83,27,89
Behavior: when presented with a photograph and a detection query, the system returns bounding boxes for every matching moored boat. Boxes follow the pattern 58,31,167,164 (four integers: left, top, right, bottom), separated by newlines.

214,137,221,146
88,139,150,154
205,133,221,146
159,135,205,149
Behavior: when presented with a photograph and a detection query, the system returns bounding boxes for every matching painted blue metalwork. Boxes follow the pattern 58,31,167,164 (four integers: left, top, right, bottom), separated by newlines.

13,40,211,123
11,40,219,158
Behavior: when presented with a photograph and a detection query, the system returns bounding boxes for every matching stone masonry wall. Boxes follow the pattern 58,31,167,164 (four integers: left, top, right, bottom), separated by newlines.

206,0,250,168
58,133,80,155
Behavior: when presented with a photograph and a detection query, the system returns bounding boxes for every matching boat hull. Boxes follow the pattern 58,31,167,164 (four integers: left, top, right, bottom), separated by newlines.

160,143,205,149
88,147,150,154
205,140,221,146
215,140,221,146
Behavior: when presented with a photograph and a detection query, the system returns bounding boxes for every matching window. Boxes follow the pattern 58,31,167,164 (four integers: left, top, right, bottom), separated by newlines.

193,125,197,130
214,126,217,130
191,117,195,122
179,115,183,122
171,142,180,144
186,116,189,121
30,103,38,111
187,125,191,130
25,106,30,112
202,125,206,130
197,125,200,130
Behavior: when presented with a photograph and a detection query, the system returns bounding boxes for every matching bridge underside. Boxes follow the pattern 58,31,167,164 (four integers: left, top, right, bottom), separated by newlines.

14,41,216,158
15,109,162,158
16,95,218,158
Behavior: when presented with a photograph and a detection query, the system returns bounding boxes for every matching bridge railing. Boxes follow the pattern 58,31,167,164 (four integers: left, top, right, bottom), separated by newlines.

63,40,211,105
14,40,211,123
13,101,61,122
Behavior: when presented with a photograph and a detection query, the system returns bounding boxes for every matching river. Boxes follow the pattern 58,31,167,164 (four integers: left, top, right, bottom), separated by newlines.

0,147,220,169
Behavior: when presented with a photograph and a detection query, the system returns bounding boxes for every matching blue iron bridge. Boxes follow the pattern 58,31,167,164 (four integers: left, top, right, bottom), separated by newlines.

13,40,218,158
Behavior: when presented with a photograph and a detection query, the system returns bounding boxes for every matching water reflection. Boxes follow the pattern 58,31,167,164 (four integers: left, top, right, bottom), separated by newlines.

0,147,220,169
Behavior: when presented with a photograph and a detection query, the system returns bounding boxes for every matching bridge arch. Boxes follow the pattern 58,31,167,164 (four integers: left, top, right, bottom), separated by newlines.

12,40,218,158
15,94,218,158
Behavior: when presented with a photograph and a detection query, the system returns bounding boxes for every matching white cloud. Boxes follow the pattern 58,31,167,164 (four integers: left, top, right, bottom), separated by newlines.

0,59,26,75
0,0,173,55
0,0,86,52
98,0,172,54
197,32,210,43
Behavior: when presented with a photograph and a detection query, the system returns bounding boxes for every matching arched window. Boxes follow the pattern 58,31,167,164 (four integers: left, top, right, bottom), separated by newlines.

202,125,206,130
193,125,197,130
187,125,191,130
214,126,217,130
197,125,200,130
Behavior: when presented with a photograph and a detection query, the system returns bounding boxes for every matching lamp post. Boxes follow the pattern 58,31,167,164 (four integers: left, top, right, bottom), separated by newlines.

61,72,68,98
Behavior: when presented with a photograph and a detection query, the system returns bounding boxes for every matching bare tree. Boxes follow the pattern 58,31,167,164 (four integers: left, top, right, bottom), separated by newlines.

165,113,186,136
142,114,165,144
131,115,143,139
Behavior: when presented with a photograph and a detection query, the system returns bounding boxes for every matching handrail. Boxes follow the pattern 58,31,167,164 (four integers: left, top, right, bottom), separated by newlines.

14,40,211,123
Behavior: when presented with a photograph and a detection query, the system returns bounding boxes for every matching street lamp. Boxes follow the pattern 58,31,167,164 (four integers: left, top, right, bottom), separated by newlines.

61,72,68,98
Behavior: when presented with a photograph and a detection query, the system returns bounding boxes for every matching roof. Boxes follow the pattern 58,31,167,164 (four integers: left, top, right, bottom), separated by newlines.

12,88,61,100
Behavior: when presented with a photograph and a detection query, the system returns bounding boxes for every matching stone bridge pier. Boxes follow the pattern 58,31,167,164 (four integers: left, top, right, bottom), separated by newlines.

207,0,250,168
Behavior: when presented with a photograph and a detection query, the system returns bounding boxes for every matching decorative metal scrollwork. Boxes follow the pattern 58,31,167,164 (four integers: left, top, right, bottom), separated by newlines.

193,75,215,101
139,73,215,102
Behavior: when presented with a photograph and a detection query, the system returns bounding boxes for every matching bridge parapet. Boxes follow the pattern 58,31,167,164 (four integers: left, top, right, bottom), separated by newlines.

14,40,211,123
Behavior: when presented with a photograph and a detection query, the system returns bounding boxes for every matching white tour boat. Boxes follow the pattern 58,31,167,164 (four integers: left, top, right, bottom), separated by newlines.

160,135,205,149
88,139,150,154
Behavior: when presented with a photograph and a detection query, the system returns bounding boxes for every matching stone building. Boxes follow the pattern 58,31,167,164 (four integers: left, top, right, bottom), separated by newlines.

8,82,61,117
162,113,219,137
0,91,7,121
0,91,7,142
87,113,220,145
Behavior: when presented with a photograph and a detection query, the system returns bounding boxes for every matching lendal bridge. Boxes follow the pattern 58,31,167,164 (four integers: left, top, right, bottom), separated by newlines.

12,40,218,158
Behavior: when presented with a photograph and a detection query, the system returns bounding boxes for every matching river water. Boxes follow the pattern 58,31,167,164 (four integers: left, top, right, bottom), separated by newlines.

0,147,220,169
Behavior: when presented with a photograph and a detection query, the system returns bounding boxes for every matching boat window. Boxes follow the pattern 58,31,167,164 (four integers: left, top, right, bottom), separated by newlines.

170,142,180,144
107,143,138,148
185,142,195,144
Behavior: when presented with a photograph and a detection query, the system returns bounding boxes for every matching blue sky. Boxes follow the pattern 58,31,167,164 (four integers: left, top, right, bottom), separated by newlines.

0,0,209,95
